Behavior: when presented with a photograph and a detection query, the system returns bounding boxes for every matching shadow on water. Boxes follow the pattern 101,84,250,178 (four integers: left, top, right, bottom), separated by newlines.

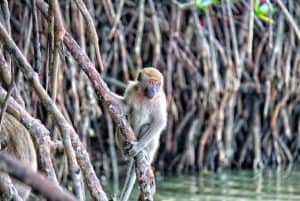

152,164,300,201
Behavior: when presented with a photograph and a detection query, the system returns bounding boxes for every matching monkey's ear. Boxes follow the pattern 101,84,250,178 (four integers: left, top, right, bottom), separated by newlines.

137,71,143,81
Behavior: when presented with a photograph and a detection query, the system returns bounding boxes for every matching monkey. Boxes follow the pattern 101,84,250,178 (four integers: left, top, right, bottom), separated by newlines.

0,113,37,200
115,67,167,201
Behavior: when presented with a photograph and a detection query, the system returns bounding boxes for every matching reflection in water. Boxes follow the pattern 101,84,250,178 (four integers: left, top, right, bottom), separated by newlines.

154,165,300,201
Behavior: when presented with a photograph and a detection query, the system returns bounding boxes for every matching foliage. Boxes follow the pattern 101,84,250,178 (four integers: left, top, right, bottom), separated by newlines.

255,0,277,23
194,0,221,12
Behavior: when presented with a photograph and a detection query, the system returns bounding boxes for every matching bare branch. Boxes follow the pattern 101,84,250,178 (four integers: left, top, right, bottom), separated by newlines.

0,153,77,201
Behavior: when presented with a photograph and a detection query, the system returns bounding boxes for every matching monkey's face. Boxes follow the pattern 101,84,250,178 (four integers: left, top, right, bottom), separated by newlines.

143,80,160,99
137,68,163,99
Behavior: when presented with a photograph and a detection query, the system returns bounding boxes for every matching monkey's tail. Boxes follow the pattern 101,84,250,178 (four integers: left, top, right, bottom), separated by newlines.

119,159,136,201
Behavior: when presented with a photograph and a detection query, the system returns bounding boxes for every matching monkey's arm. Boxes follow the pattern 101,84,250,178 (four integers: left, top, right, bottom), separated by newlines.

119,118,164,201
110,91,124,101
110,91,131,114
125,115,166,158
118,122,152,201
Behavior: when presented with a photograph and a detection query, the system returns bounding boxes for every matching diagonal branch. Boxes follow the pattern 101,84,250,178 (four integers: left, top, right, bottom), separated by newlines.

36,1,156,200
0,153,77,201
74,0,104,72
0,86,59,185
274,0,300,41
0,20,108,201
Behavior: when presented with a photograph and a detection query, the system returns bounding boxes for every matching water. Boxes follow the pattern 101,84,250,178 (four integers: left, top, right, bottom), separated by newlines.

153,165,300,201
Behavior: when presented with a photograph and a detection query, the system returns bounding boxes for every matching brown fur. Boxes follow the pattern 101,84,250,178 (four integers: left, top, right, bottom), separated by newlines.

116,67,167,201
142,67,163,81
0,113,37,200
116,67,167,161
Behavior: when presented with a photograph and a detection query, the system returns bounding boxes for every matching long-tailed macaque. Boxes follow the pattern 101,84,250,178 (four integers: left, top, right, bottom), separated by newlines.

115,67,167,201
0,113,37,200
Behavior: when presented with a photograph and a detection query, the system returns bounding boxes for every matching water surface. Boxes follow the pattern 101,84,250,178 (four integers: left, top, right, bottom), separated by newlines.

154,165,300,201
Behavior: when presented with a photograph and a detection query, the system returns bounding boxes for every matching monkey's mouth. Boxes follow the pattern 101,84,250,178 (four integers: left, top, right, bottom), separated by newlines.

144,86,158,99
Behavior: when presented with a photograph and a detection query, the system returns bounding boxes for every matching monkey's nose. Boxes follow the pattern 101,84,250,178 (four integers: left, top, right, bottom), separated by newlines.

144,86,157,99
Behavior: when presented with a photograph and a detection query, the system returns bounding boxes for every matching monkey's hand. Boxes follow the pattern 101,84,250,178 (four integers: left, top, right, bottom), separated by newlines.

124,141,150,160
124,124,151,158
124,140,140,158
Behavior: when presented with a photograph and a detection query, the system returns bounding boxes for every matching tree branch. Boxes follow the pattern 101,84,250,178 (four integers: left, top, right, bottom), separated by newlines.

0,19,108,201
36,1,156,200
0,153,77,201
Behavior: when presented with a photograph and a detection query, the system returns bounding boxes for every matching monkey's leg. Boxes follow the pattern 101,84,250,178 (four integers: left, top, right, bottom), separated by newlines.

125,118,163,158
119,159,136,201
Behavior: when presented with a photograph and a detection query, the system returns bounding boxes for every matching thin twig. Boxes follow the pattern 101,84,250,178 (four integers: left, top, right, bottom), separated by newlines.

275,0,300,41
0,63,14,131
31,0,42,73
74,0,105,72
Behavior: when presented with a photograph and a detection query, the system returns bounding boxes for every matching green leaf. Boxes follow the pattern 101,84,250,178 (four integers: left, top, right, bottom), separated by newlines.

255,0,277,24
255,0,260,10
257,14,275,24
194,0,221,12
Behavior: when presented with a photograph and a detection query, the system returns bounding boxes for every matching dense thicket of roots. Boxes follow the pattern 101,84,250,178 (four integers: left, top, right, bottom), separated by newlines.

2,1,300,177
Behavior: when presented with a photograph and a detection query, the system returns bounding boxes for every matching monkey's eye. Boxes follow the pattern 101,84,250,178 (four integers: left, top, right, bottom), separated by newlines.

137,72,143,81
149,79,160,86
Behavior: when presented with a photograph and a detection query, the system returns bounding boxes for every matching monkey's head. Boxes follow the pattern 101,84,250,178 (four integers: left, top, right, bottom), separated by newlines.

136,67,164,99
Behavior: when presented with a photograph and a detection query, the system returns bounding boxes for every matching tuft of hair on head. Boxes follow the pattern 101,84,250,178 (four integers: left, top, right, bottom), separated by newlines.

142,67,163,81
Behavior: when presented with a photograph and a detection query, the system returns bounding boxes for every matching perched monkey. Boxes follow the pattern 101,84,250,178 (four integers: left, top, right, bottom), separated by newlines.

115,67,167,201
0,113,37,200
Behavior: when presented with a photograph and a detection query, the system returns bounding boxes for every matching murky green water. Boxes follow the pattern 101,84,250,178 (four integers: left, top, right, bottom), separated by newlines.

152,165,300,201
